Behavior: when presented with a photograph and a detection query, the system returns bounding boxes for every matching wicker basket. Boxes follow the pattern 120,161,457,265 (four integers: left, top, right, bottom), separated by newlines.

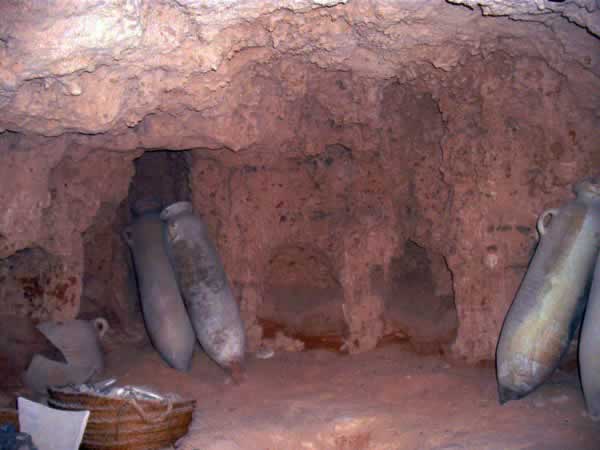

47,387,196,450
0,408,19,430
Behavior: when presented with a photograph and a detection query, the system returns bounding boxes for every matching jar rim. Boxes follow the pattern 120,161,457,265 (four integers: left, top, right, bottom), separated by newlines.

574,175,600,198
160,201,193,220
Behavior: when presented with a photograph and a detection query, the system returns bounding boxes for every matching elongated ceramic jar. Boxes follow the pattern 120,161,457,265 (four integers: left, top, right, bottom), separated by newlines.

496,176,600,403
161,201,245,377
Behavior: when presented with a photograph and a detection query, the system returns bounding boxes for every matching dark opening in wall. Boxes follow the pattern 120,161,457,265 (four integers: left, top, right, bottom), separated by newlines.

385,240,457,353
259,245,346,349
80,150,192,331
129,150,192,208
80,200,136,328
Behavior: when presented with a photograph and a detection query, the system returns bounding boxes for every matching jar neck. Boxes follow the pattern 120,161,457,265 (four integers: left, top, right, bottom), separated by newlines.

131,198,162,216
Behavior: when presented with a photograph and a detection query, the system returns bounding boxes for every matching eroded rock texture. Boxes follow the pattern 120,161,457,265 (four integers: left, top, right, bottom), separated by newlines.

0,0,599,362
449,0,600,37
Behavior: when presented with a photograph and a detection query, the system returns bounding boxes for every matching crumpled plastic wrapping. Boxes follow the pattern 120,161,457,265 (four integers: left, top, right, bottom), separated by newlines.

63,379,182,402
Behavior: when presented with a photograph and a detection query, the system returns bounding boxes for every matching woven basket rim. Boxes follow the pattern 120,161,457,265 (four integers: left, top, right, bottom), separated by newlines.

48,387,188,402
48,398,196,410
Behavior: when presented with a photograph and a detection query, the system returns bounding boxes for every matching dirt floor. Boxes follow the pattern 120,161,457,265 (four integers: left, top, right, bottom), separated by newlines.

102,340,600,450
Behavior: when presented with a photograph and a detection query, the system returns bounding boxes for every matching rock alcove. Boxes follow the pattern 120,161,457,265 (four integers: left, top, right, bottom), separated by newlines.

1,0,599,448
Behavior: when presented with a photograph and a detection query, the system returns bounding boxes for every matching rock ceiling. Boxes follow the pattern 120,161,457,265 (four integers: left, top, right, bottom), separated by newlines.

0,0,598,145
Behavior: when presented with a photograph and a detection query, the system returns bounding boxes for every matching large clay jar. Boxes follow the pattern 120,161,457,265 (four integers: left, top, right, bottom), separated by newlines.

496,176,600,403
161,201,245,376
125,199,196,371
580,250,600,418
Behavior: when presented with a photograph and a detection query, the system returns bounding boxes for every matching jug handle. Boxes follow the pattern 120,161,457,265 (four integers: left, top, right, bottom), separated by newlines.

94,317,109,339
537,208,559,237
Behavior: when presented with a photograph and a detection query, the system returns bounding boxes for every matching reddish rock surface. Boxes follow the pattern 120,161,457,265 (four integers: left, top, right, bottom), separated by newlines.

0,0,599,373
104,340,600,450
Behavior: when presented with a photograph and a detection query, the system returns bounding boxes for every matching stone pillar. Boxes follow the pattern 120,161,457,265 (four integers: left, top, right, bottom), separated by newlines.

340,221,397,353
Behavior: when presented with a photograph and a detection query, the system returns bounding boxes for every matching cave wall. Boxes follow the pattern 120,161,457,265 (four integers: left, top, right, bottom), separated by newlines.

187,49,599,359
0,134,138,324
0,0,599,362
187,66,447,352
435,51,600,359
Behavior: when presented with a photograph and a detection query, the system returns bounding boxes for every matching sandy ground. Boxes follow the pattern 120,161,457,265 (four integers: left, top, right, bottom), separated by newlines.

103,341,600,450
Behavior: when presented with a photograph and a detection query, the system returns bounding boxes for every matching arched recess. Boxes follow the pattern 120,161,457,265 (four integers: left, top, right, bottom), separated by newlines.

384,240,458,352
258,245,346,347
